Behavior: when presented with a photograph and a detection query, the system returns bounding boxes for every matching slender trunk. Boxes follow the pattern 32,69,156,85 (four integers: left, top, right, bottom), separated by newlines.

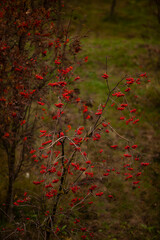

154,0,160,23
31,0,35,10
57,0,62,37
46,140,65,239
5,176,14,218
43,0,49,9
5,145,16,218
110,0,117,19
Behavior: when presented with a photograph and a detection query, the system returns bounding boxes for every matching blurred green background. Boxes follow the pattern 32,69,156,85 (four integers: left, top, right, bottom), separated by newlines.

65,0,160,239
1,0,160,239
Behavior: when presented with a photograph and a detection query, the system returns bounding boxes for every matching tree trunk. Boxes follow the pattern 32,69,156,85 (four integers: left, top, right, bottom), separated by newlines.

154,0,160,24
5,145,16,218
43,0,49,9
110,0,117,19
46,140,65,239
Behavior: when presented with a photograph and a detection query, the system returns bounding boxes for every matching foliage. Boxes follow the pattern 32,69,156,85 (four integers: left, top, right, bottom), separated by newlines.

0,0,159,240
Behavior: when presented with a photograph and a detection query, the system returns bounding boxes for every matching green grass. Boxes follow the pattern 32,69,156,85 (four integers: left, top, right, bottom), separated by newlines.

68,0,160,140
1,1,160,239
69,1,160,239
69,0,160,39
